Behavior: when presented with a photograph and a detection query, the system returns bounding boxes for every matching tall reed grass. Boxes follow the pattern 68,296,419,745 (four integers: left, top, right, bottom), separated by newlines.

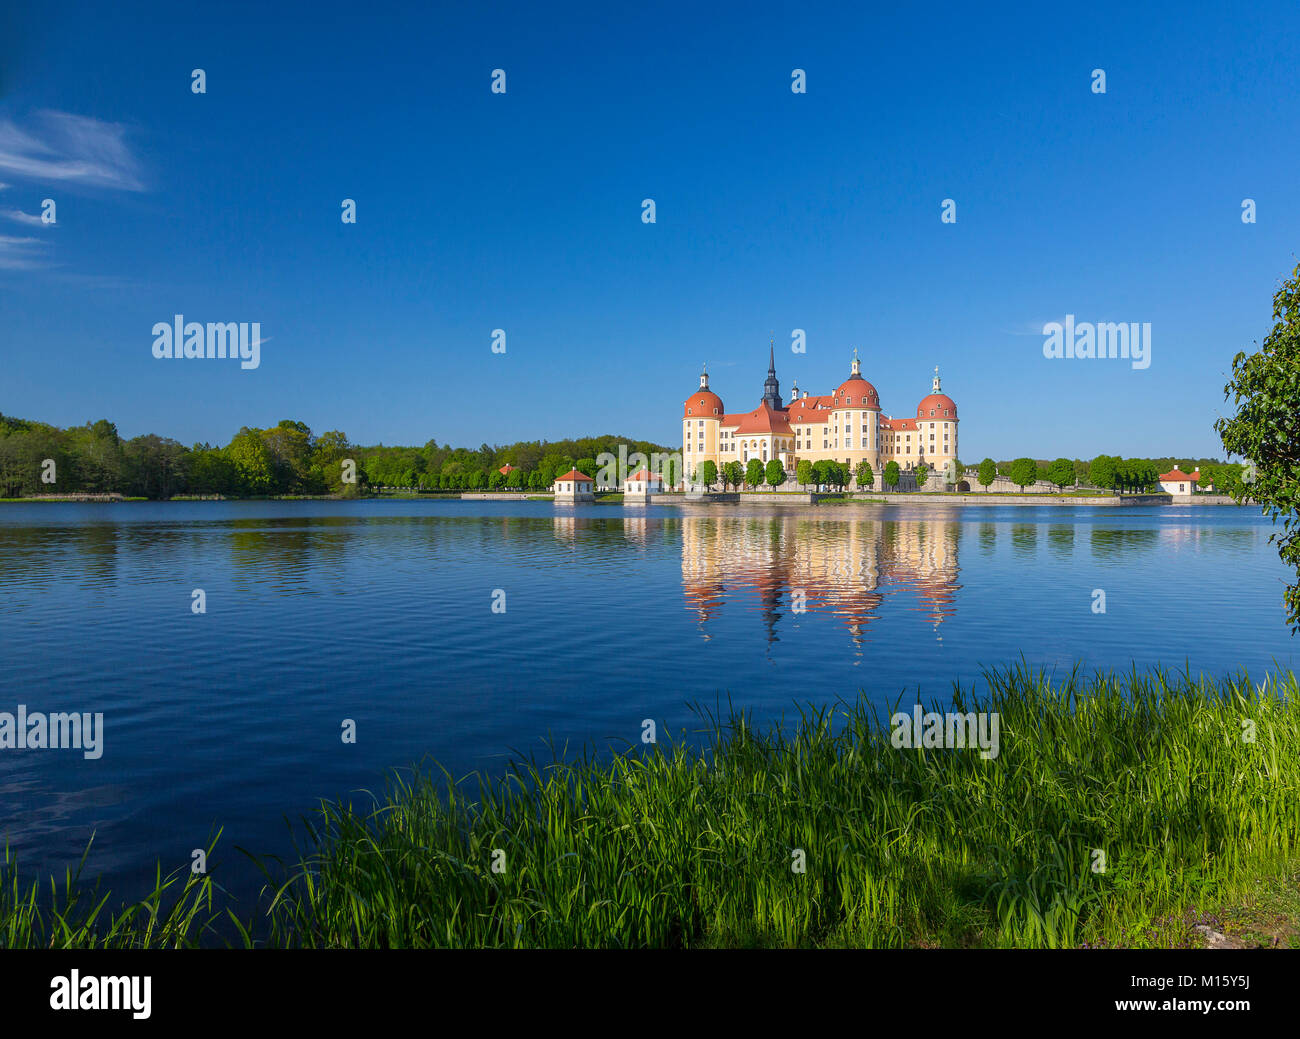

4,664,1299,948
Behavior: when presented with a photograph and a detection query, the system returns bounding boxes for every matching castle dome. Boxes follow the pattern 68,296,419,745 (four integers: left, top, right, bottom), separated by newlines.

916,366,956,418
684,365,724,418
916,394,957,418
832,349,880,408
834,374,880,408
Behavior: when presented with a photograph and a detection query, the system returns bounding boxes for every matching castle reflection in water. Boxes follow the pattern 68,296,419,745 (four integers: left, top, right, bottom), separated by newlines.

681,514,960,645
547,511,962,646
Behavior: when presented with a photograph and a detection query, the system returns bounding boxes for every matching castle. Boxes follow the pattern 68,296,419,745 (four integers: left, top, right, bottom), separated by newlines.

680,346,959,485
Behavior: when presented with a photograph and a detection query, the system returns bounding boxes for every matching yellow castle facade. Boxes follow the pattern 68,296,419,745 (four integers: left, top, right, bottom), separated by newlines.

681,346,959,484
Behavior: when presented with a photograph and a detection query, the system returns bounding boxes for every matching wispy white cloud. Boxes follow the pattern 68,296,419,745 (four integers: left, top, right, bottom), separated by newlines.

1001,320,1051,337
3,208,44,226
0,110,144,191
0,233,49,269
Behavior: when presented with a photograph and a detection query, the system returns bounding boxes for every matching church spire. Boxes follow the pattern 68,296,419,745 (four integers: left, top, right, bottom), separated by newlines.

932,365,941,393
761,338,782,409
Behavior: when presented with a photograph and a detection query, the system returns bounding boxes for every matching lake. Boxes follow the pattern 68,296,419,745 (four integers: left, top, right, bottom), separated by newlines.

0,499,1294,903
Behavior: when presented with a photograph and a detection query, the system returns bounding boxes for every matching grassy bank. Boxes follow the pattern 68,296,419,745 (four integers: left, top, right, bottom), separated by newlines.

3,664,1299,948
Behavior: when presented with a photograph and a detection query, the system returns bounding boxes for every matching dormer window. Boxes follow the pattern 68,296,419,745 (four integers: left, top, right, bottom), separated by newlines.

687,409,692,415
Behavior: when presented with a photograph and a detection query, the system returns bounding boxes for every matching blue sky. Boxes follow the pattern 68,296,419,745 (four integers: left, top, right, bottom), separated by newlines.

1,0,1297,459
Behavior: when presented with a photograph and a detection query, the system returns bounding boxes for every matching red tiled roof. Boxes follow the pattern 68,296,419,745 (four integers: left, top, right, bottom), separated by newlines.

627,470,662,482
498,464,516,474
556,470,593,482
916,393,957,418
833,374,881,408
684,391,725,417
784,396,832,425
1158,469,1199,482
725,401,794,435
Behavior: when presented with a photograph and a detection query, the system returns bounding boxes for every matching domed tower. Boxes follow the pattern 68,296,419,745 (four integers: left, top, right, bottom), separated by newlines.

830,348,882,472
683,364,724,487
914,366,958,471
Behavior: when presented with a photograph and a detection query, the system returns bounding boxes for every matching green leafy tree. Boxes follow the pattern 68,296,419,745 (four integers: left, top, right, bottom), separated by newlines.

855,460,874,489
722,460,744,490
796,459,813,488
977,458,997,490
884,460,900,490
123,435,190,499
189,447,239,496
1008,457,1038,492
765,458,786,489
1216,262,1300,629
226,428,275,494
1047,458,1076,491
698,459,718,490
745,458,765,489
1088,455,1119,491
914,462,930,490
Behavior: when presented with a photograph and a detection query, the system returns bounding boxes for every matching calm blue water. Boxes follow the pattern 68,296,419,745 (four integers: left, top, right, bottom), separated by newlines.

0,500,1294,903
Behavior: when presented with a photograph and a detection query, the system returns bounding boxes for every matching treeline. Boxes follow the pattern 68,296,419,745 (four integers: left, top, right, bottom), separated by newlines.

0,412,672,499
974,455,1244,493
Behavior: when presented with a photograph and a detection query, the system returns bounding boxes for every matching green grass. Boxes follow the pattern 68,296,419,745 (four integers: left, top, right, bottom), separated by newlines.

3,664,1299,948
1210,861,1300,948
1,833,230,949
